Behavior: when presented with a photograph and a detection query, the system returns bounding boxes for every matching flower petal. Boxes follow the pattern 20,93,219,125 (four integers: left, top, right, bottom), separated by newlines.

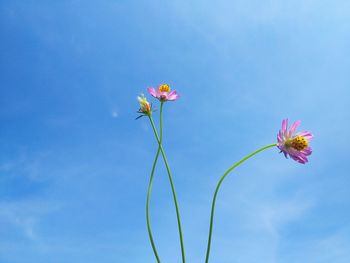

291,153,308,164
298,131,314,141
167,90,179,101
301,147,312,155
277,133,282,143
147,87,158,98
289,120,301,135
282,119,288,133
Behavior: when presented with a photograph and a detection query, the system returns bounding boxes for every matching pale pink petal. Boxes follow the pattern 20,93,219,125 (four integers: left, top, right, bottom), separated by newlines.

298,131,314,141
280,129,288,140
277,133,282,143
159,91,168,97
278,130,282,139
147,87,158,98
167,90,179,101
289,120,301,135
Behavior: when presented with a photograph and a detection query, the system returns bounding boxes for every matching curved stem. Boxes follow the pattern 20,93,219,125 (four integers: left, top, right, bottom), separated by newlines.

205,143,277,263
149,115,186,263
146,103,164,262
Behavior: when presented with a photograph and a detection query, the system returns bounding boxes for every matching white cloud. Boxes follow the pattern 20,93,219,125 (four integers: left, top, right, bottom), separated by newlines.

0,200,61,241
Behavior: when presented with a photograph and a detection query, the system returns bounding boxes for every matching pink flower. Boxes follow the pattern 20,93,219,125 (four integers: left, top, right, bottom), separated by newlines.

147,83,179,102
277,119,314,164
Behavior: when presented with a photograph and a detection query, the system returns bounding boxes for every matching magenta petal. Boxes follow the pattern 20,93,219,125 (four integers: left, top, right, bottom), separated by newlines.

299,154,308,162
295,152,309,163
282,119,288,133
301,147,312,155
291,154,307,164
298,158,307,164
297,160,306,164
299,157,308,164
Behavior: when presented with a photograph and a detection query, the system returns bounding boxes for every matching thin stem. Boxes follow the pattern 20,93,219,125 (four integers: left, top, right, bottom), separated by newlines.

149,116,186,263
205,143,277,263
146,103,164,262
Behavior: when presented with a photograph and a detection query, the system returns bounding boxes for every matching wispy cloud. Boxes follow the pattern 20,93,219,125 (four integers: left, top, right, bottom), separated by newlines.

0,200,60,240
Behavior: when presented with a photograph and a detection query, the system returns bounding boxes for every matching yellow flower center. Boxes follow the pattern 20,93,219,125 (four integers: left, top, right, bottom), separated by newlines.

159,84,170,92
290,136,308,151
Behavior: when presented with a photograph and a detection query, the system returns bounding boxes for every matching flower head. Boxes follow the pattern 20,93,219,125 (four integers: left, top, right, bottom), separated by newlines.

136,94,152,119
147,83,179,102
277,119,313,164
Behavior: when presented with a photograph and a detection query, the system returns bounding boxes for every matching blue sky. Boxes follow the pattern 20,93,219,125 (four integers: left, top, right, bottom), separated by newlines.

1,0,350,262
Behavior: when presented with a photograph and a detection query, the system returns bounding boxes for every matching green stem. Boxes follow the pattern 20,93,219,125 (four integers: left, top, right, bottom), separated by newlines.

205,143,277,263
146,103,164,262
149,115,186,263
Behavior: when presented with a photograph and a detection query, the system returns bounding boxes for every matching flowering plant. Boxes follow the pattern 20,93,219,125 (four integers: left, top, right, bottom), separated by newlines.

137,85,313,263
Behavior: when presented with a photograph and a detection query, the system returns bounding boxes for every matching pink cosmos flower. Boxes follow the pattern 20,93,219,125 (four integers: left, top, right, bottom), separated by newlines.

277,119,313,164
147,83,179,102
